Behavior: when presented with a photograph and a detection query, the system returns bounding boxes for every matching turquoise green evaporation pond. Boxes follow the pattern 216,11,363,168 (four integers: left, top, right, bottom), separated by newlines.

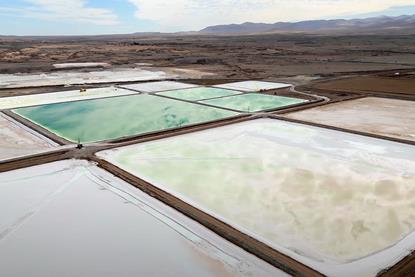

156,87,241,101
201,93,307,112
13,94,239,143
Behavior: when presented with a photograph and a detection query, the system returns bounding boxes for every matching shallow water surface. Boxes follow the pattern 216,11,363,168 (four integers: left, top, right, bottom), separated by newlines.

157,87,241,101
201,93,306,112
13,94,238,143
98,118,415,268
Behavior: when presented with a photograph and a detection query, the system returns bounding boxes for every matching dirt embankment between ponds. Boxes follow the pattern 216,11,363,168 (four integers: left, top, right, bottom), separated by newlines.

304,74,415,100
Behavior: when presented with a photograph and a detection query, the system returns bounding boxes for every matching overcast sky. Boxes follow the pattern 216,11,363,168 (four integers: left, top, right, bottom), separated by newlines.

0,0,414,35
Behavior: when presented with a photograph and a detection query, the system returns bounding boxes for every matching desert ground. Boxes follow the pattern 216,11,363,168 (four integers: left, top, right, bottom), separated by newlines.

1,34,415,76
1,33,414,98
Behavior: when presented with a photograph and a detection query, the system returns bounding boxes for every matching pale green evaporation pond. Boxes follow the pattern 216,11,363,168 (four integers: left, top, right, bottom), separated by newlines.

201,93,307,112
97,118,415,264
156,87,241,101
13,94,239,143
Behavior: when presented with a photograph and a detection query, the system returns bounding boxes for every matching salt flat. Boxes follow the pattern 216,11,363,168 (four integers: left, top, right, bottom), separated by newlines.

284,97,415,142
98,118,415,276
0,68,169,89
119,81,198,93
0,160,283,277
0,113,55,160
214,81,292,92
0,87,138,109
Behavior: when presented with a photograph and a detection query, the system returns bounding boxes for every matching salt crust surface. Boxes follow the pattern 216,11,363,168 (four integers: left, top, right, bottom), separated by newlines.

98,118,415,276
0,113,55,160
0,87,138,109
214,81,292,92
0,160,283,277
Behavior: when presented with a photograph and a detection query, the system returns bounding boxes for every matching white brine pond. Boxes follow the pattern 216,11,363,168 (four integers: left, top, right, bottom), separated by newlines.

97,118,415,276
0,160,283,277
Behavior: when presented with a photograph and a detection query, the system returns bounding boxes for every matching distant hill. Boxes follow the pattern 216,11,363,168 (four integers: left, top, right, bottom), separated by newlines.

3,14,415,38
199,15,415,35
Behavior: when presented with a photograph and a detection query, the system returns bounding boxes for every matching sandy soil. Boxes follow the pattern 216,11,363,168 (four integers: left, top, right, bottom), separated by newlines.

1,34,415,79
308,75,415,97
1,34,414,103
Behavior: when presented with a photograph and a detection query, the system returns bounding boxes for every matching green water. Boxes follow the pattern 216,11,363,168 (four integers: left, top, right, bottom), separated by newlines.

13,94,239,143
201,93,307,112
156,87,241,101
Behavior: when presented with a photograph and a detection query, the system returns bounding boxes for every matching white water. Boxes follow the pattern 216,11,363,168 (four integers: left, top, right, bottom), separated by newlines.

98,118,415,276
0,160,284,277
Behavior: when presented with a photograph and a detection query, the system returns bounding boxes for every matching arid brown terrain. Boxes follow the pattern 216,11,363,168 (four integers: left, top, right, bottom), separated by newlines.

1,34,415,77
1,33,414,103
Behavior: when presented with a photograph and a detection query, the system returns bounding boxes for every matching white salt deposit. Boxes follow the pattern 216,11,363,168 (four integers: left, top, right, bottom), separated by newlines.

98,118,415,276
119,81,198,93
0,87,138,109
214,81,292,92
0,160,284,277
53,63,110,69
0,68,170,89
284,97,415,143
0,113,56,161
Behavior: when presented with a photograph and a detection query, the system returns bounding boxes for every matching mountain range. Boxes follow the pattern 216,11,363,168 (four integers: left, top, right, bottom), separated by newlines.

199,15,415,35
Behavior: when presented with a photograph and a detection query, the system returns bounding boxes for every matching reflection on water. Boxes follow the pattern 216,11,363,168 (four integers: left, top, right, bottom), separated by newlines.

13,94,238,143
157,87,241,101
202,94,306,112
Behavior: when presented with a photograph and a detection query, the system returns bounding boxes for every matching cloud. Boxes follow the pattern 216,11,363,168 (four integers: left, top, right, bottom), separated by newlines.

5,0,119,25
128,0,415,31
